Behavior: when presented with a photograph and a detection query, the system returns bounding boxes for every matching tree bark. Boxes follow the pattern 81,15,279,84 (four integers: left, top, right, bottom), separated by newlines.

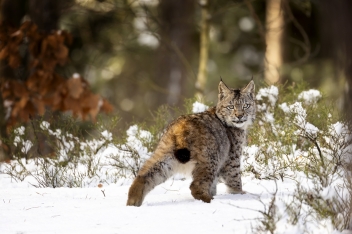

0,0,26,28
264,0,284,84
29,0,60,32
320,0,352,118
195,0,210,102
156,0,195,106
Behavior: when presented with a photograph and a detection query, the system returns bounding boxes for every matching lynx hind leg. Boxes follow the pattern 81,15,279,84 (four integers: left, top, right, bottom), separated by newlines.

126,175,147,207
190,163,217,203
127,155,176,206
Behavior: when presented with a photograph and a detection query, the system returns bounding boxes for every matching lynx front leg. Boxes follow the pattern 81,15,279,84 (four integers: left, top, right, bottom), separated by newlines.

210,176,218,197
190,163,217,203
220,155,244,194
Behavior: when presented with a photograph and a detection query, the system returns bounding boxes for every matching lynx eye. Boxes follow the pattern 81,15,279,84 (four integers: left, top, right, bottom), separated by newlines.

243,104,250,109
226,105,234,110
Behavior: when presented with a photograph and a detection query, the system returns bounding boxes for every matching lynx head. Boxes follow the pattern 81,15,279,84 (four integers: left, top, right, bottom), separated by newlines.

216,80,256,129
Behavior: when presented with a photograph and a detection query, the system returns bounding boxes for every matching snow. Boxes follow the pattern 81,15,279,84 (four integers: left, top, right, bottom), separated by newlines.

304,122,319,137
256,85,278,107
192,101,209,113
279,101,319,137
101,130,112,141
21,140,33,154
0,151,341,233
0,173,307,234
13,129,34,153
73,73,80,79
124,124,152,160
298,89,321,105
14,126,25,135
40,121,50,130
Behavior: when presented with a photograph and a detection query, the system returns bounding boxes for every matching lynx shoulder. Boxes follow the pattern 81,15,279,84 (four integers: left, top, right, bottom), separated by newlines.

126,80,256,206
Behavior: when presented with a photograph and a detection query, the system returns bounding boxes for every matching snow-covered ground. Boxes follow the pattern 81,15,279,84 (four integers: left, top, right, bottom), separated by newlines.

0,174,335,234
0,176,275,233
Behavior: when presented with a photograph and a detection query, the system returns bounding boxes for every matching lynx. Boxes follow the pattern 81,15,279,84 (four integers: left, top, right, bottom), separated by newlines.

126,80,256,206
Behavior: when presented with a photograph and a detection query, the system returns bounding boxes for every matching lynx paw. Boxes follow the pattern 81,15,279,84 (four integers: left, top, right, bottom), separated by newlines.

126,197,143,206
195,193,214,203
190,183,213,203
126,176,146,207
228,188,246,194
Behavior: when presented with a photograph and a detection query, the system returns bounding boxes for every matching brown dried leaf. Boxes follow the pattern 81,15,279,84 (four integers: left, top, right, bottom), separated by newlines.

101,99,114,113
46,35,57,48
20,21,33,31
10,30,23,44
40,38,48,58
12,82,28,97
67,78,84,99
8,55,21,68
0,47,8,59
63,96,81,114
12,101,22,117
55,44,68,63
34,98,45,115
61,31,73,45
81,93,100,120
21,100,36,121
42,58,57,71
18,96,29,108
83,92,100,108
1,89,11,99
43,91,62,111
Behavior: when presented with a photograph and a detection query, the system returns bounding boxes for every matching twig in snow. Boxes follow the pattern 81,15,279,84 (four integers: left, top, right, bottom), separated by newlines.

26,206,40,210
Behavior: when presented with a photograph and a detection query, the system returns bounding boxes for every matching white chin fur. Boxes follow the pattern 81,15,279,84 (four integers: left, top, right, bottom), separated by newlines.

232,120,252,129
233,122,246,128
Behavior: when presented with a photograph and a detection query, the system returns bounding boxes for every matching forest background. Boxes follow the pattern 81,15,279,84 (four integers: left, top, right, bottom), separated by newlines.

0,0,351,161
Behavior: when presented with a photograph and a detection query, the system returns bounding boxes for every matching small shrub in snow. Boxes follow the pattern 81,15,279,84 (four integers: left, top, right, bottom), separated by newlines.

109,125,152,177
0,115,121,187
243,82,352,231
0,103,188,186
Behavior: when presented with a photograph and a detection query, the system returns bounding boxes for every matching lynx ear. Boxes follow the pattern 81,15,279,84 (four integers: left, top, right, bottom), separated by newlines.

242,80,255,94
218,80,231,100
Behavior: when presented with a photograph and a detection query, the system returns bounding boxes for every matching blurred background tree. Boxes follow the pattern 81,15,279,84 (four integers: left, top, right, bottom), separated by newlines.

0,0,350,135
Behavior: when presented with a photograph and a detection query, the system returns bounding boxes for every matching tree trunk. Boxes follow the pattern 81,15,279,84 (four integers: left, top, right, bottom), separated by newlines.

195,0,210,102
320,1,352,118
156,0,195,106
264,0,284,84
29,0,60,32
320,2,352,229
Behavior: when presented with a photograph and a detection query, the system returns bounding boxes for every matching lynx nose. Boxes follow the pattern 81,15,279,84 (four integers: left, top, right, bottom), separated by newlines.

236,114,244,120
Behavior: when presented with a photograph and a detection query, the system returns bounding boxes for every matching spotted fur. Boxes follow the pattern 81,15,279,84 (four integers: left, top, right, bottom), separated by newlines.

126,80,256,206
